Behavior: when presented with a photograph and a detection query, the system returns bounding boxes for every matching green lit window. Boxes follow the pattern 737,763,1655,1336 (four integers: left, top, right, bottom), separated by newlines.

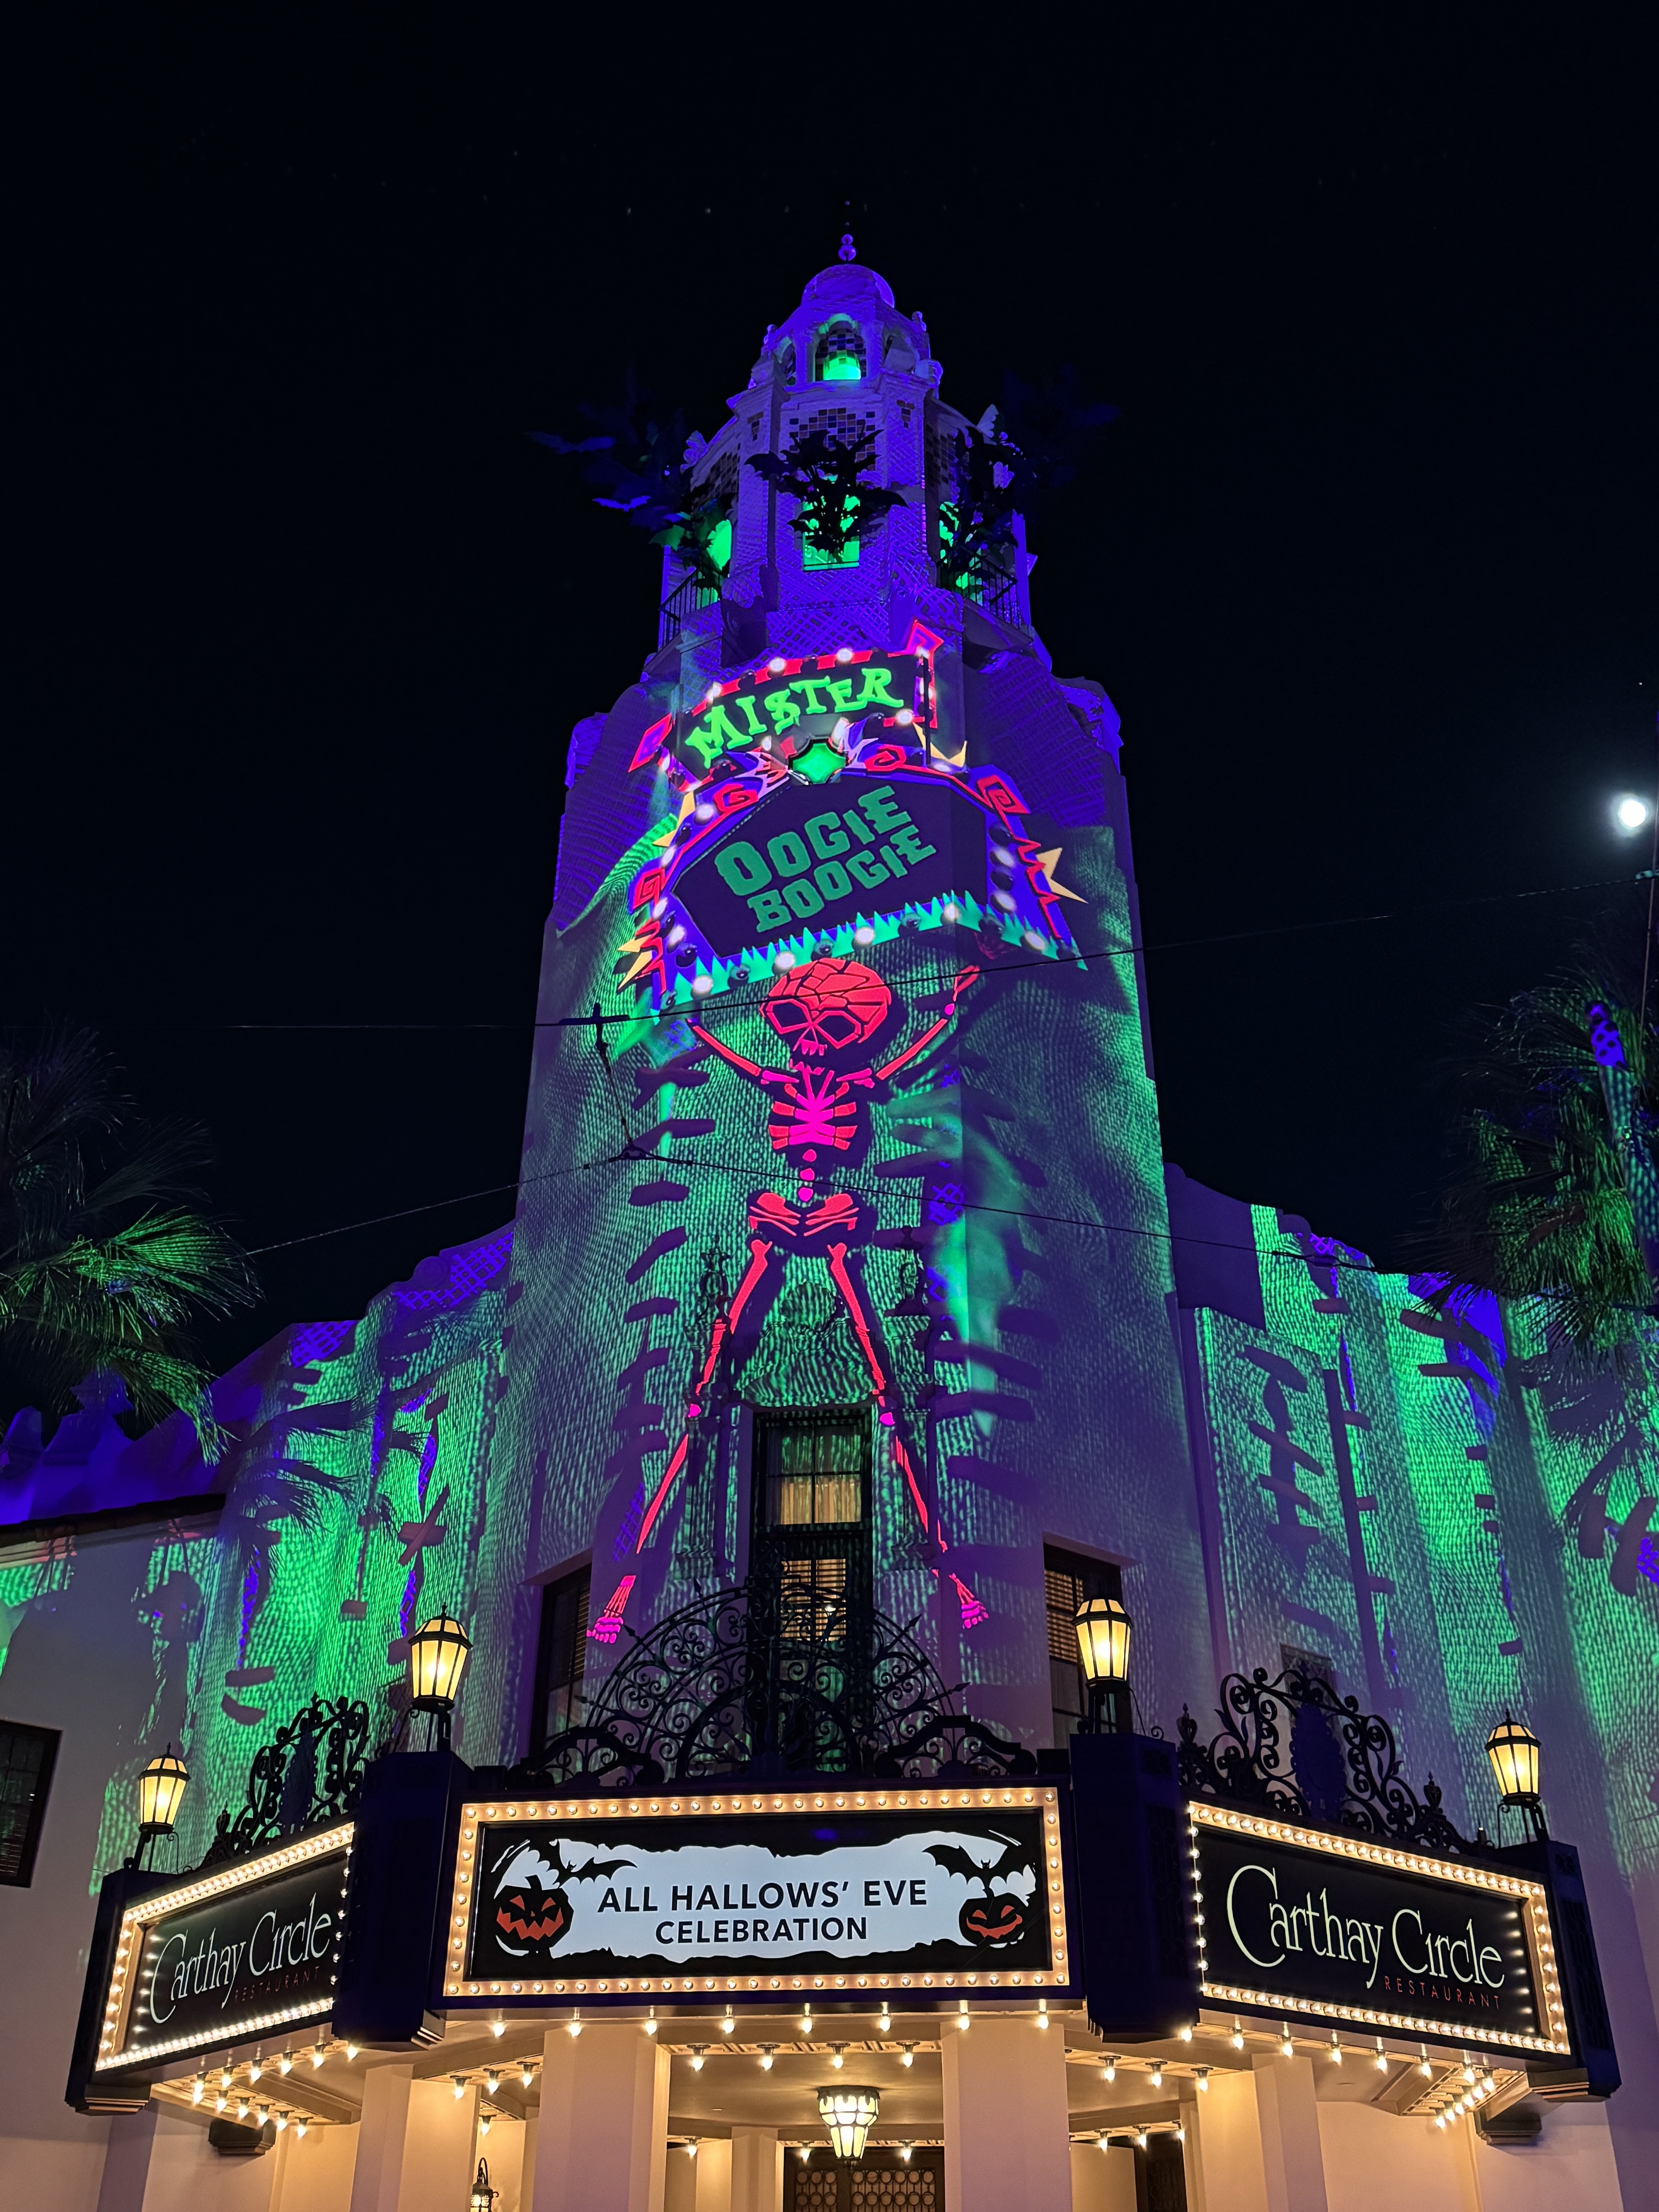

705,516,732,574
814,322,865,383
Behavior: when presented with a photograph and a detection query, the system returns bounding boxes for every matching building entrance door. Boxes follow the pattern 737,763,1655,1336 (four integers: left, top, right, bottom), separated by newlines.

785,2148,943,2211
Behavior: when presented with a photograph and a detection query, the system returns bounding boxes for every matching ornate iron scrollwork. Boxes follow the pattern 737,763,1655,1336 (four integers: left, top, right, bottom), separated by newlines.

499,1580,1034,1791
1177,1667,1468,1856
197,1696,371,1868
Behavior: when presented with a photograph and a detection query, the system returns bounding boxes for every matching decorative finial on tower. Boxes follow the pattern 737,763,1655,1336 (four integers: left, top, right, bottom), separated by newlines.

838,232,857,264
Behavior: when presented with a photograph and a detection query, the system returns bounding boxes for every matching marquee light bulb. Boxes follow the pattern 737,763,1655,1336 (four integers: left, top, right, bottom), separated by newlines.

1178,2025,1192,2042
520,2063,535,2088
1136,2131,1149,2152
800,2007,814,2034
1103,2057,1117,2083
346,2045,359,2062
566,2013,583,2039
280,2049,293,2075
690,2048,706,2072
830,2045,845,2070
760,2047,775,2071
1280,2032,1294,2058
1375,2040,1390,2072
1328,2036,1343,2064
1149,2066,1163,2088
645,2010,659,2036
249,2058,263,2083
1462,2061,1476,2083
215,2094,227,2113
295,2123,307,2139
1231,2023,1245,2050
274,2111,288,2133
479,2114,492,2138
311,2037,327,2069
721,2012,736,2036
236,2100,249,2121
485,2074,500,2095
1195,2069,1211,2092
491,2020,505,2039
1176,2126,1186,2143
220,2066,232,2089
900,2144,913,2163
452,2077,469,2100
685,2140,699,2158
901,2046,915,2069
256,2107,269,2129
878,2008,893,2033
1418,2045,1432,2078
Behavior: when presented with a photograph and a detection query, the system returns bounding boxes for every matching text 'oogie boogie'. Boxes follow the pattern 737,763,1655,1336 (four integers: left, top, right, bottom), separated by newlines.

712,785,938,933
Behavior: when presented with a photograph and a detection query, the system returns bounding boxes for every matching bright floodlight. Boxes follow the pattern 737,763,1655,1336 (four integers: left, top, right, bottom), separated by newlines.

1614,795,1652,834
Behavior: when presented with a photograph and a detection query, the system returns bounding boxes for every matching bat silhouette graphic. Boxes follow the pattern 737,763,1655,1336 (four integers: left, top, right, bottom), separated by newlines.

926,1833,1035,1895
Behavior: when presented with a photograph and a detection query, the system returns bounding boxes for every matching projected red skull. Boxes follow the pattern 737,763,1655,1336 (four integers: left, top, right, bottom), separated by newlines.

764,957,891,1058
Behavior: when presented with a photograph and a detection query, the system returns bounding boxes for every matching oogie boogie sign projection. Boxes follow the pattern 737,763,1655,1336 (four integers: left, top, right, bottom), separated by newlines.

446,1791,1074,1995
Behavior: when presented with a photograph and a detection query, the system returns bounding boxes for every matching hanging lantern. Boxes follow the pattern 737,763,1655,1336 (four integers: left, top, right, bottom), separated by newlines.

470,2159,497,2212
817,2085,880,2163
407,1613,473,1713
1074,1595,1132,1685
136,1748,190,1835
1484,1714,1542,1807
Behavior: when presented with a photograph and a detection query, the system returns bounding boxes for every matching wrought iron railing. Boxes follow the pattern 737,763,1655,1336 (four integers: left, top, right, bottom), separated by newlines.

494,1580,1037,1792
1176,1665,1470,1856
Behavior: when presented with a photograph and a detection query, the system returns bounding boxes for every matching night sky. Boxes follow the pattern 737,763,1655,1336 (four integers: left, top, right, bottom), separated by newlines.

10,18,1657,1392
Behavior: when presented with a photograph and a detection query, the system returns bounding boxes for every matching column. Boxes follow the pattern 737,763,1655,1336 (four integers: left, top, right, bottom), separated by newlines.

940,2015,1071,2212
1250,2056,1328,2212
1185,2068,1266,2212
692,2136,731,2212
532,2021,670,2212
728,2126,779,2212
349,2065,414,2212
1177,2083,1208,2212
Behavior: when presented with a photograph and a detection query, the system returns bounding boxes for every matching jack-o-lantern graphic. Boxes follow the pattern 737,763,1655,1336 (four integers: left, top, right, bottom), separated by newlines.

488,1840,634,1964
958,1893,1028,1948
495,1878,572,1950
928,1833,1038,1954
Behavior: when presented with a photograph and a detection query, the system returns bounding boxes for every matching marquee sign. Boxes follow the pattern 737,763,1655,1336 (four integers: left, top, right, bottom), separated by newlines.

1188,1803,1571,2057
93,1825,352,2072
672,778,986,951
444,1784,1073,2003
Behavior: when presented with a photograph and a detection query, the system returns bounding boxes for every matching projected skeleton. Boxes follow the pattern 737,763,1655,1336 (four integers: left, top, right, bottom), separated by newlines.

633,955,978,1552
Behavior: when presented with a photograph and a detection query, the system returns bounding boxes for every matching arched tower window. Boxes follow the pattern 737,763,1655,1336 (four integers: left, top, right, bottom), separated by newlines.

814,321,865,382
775,336,797,383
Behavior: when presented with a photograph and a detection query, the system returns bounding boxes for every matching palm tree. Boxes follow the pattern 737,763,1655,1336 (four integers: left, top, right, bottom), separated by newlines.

1416,961,1659,1357
0,1029,257,1446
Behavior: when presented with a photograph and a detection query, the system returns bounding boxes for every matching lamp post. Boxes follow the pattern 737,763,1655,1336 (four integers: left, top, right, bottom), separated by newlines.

130,1747,189,1868
1074,1595,1133,1734
401,1611,473,1749
817,2086,880,2163
469,2159,496,2212
1484,1713,1547,1840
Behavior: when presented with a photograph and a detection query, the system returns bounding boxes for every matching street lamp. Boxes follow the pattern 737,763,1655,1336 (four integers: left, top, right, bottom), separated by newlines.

469,2160,496,2212
132,1747,189,1866
1075,1595,1133,1733
403,1612,473,1747
817,2086,880,2163
1485,1713,1546,1838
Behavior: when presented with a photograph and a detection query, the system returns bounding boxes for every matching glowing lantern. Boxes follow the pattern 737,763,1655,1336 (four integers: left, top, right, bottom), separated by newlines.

817,2086,880,2162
